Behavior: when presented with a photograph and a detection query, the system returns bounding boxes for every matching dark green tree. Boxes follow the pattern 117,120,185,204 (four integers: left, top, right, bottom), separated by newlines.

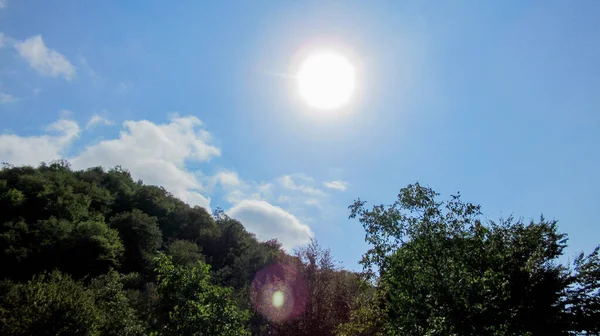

0,271,100,336
167,239,204,268
152,253,250,335
348,183,600,336
109,210,162,274
89,272,148,336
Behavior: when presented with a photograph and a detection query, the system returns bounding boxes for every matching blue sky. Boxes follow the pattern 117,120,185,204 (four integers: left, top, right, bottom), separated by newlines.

1,1,599,269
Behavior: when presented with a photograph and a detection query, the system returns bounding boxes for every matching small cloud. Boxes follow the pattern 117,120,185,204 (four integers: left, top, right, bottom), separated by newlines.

78,55,103,83
277,195,291,203
59,109,73,119
0,92,17,104
46,119,81,140
324,180,348,191
0,1,6,9
0,32,6,47
227,200,314,251
277,175,326,196
215,171,243,188
15,35,76,81
115,82,130,94
86,114,114,130
304,198,322,208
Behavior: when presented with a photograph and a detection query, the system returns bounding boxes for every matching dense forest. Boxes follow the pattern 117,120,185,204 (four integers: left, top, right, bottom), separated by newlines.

0,160,598,335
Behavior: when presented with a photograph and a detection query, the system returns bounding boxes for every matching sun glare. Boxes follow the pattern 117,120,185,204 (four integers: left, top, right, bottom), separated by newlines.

297,51,355,110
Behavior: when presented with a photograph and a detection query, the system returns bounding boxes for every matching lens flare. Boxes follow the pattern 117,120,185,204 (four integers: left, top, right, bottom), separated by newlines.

250,262,308,323
272,290,285,308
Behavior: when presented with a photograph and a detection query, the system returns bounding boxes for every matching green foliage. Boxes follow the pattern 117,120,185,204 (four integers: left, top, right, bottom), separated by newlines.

109,210,162,274
89,272,148,335
153,253,251,335
0,270,148,336
167,239,204,268
566,246,600,333
0,271,100,336
0,164,124,280
336,284,386,336
348,182,600,335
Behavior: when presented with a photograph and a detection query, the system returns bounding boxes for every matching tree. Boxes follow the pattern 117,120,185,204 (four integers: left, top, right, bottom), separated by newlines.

109,210,162,274
293,240,358,336
0,163,365,335
565,246,600,334
0,271,100,336
0,164,124,280
336,282,386,336
89,272,148,336
167,239,204,268
348,183,600,335
152,253,250,335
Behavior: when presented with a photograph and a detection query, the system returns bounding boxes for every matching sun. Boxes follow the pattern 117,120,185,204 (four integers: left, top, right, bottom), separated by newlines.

296,51,355,110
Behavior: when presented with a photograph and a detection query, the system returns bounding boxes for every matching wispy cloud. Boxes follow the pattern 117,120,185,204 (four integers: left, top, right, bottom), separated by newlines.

78,55,103,83
324,180,348,191
0,0,6,9
278,174,327,196
115,82,131,94
86,114,114,130
15,35,76,81
0,93,17,104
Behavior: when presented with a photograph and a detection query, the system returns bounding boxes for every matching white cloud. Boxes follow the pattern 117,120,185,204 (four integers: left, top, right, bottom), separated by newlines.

0,114,331,235
0,119,79,166
0,93,17,104
15,35,76,81
304,198,322,208
277,174,326,196
1,115,218,211
212,171,331,216
70,116,219,210
0,32,6,47
324,180,348,191
86,114,114,129
211,170,276,205
214,170,243,188
227,200,314,250
0,1,5,10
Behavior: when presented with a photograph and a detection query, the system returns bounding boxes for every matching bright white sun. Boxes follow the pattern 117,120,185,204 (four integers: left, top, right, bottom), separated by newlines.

297,51,355,110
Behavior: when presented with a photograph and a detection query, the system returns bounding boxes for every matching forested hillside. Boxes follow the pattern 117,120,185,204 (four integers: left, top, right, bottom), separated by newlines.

0,161,360,335
0,161,598,335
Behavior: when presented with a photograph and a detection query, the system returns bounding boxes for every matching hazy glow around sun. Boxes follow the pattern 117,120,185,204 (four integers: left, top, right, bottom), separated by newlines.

297,51,355,110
